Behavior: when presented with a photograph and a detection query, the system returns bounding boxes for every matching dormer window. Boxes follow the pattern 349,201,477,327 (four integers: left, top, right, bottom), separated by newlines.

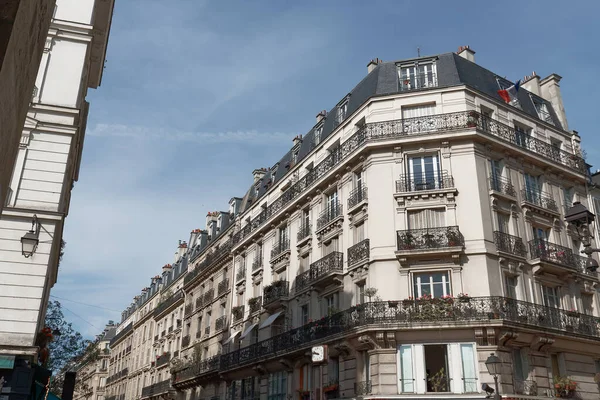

313,124,323,147
398,61,437,91
336,100,348,126
531,95,554,125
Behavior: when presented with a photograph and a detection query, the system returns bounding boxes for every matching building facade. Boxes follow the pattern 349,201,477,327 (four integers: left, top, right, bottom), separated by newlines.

74,323,116,400
0,0,55,213
110,47,600,400
0,0,115,394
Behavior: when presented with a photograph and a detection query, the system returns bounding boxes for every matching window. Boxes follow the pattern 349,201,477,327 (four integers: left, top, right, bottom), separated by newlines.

550,138,562,161
402,104,436,134
336,100,348,126
497,78,521,108
541,285,560,308
399,345,414,393
407,208,445,229
413,272,451,298
324,293,338,316
505,275,518,299
278,224,288,243
563,187,574,211
531,96,554,124
489,159,504,191
408,155,440,190
497,213,509,234
424,345,449,392
356,282,365,304
361,350,370,381
323,237,339,255
353,222,365,243
220,303,226,317
398,63,437,91
300,304,309,325
480,106,493,131
533,226,548,241
327,191,339,215
514,123,531,147
523,173,541,203
355,170,364,189
302,208,310,228
513,349,530,382
314,125,323,146
299,254,309,273
206,312,211,329
582,294,594,315
267,372,287,400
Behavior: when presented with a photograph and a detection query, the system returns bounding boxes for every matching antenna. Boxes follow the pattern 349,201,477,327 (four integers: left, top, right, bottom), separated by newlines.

417,46,421,57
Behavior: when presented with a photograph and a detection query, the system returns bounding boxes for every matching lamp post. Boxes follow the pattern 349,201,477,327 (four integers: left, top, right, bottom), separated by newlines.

485,353,502,400
565,202,599,272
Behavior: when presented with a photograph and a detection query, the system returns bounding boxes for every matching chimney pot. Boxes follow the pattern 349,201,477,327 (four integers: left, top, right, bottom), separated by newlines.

316,110,327,124
457,45,476,62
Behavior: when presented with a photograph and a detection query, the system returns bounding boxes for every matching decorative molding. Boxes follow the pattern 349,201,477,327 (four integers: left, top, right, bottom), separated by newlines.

530,336,554,352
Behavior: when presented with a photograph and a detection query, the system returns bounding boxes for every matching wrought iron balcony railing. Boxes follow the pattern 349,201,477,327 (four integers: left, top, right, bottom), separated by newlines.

186,239,233,284
296,252,344,292
317,202,343,230
270,238,290,260
215,316,226,331
396,226,464,251
399,72,438,91
528,238,577,270
263,281,289,305
156,352,170,367
203,288,214,304
396,171,454,193
236,267,246,281
348,186,368,209
252,258,262,272
232,305,244,322
494,231,527,257
141,379,171,399
354,381,372,395
168,326,173,333
521,189,559,213
348,239,370,266
248,297,262,314
195,296,204,309
181,335,191,348
489,174,516,197
153,290,184,317
219,296,600,372
184,303,193,317
297,223,311,242
231,111,585,251
161,330,166,338
173,355,220,386
218,279,229,296
514,379,538,396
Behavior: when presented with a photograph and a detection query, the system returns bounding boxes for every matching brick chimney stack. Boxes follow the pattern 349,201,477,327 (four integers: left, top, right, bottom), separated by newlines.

457,45,475,62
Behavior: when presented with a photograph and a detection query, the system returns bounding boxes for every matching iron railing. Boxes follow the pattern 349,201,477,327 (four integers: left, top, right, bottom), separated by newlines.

154,290,184,317
184,303,193,317
236,267,246,281
109,323,132,347
354,381,372,395
203,288,214,304
181,335,190,348
215,316,227,331
270,238,290,260
232,306,244,322
396,171,454,192
218,279,229,296
348,186,368,209
156,352,170,367
173,355,220,386
528,238,577,270
196,296,204,309
296,252,343,292
399,72,438,91
494,231,527,257
297,223,311,241
489,174,516,197
317,202,343,230
396,226,464,250
185,239,233,285
514,379,538,396
141,379,171,399
348,239,370,266
248,297,262,314
263,281,289,305
220,296,600,372
521,189,559,213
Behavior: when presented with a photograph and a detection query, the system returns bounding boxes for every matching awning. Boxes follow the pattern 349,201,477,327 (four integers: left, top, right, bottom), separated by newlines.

239,323,258,340
223,330,240,345
259,311,283,329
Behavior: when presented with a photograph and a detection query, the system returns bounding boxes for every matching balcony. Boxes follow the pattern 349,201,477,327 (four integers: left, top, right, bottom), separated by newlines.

156,352,171,368
181,335,191,348
184,303,193,317
219,296,600,373
395,226,464,266
270,238,290,264
203,288,214,305
231,111,585,252
263,280,289,310
348,239,370,267
489,175,516,198
348,186,367,210
514,379,538,396
154,290,184,318
354,381,372,396
232,305,245,322
396,171,454,193
296,252,344,292
173,355,220,390
195,296,204,310
494,231,527,258
317,202,343,232
218,279,229,296
521,188,559,215
399,71,437,91
529,238,579,274
236,267,246,282
141,379,171,399
215,315,227,331
297,223,311,244
248,296,262,314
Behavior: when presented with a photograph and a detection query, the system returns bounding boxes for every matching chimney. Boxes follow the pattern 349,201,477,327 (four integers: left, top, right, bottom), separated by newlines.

162,263,172,273
367,58,382,74
457,46,475,63
316,110,327,124
189,229,201,248
292,134,303,147
540,73,568,130
252,168,267,183
520,71,540,95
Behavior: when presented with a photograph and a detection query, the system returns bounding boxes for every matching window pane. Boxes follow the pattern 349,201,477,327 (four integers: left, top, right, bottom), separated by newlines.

460,344,477,393
400,345,414,393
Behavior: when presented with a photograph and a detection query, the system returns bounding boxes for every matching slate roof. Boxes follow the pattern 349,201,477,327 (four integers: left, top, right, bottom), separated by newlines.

234,52,564,216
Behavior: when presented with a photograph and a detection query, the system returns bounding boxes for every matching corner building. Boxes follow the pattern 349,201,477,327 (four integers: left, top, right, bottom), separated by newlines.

119,46,600,400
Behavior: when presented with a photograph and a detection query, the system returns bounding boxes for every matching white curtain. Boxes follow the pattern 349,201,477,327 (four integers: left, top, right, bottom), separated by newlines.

402,104,435,119
408,208,446,229
460,344,477,393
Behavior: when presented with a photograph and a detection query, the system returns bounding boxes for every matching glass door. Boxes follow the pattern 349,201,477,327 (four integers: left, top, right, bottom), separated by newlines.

409,155,440,191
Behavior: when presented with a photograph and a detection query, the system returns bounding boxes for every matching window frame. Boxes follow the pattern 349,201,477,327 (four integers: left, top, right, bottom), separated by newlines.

412,271,452,299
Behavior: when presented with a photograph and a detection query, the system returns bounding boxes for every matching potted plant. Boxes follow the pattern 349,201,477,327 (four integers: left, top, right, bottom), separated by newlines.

402,297,414,307
467,111,479,128
400,232,416,250
446,228,461,247
457,293,471,303
323,379,339,393
553,376,577,398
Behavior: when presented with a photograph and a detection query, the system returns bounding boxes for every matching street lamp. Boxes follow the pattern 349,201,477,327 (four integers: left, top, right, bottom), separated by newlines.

21,215,40,258
485,353,501,400
565,202,599,272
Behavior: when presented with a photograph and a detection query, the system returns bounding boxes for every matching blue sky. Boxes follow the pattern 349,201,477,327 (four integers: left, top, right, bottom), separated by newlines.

51,0,600,336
